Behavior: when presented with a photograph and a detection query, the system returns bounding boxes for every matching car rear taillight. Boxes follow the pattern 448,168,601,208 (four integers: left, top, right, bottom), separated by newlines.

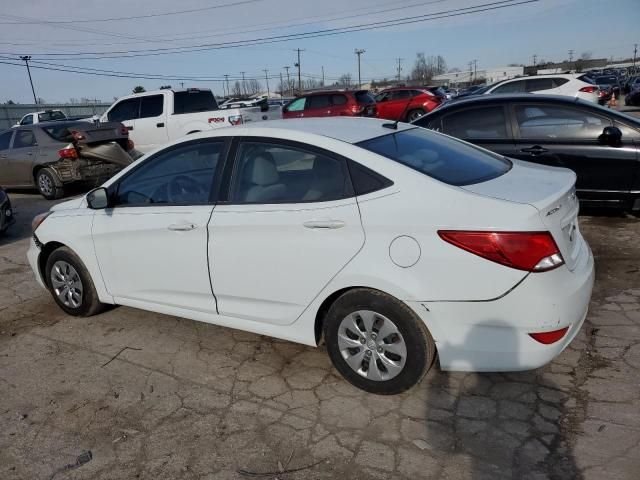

529,327,569,344
438,231,564,272
579,86,597,93
127,139,134,151
120,126,129,135
58,147,78,160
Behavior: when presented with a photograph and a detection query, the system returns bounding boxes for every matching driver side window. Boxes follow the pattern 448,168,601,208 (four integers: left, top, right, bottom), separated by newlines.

115,140,224,206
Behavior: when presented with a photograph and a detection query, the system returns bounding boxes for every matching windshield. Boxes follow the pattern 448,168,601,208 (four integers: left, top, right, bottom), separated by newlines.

173,90,218,114
357,127,511,186
38,111,66,122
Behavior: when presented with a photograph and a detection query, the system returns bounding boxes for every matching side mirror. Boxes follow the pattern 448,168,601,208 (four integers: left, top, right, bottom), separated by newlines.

598,126,622,147
86,187,109,210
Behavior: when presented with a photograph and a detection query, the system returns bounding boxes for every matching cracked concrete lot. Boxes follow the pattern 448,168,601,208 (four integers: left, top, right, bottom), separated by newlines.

1,193,639,480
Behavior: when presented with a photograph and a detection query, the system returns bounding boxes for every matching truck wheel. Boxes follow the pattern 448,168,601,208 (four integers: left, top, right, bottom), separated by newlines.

36,168,64,200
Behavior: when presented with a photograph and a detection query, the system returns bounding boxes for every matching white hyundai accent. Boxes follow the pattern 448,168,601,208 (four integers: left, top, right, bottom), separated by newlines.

28,118,594,394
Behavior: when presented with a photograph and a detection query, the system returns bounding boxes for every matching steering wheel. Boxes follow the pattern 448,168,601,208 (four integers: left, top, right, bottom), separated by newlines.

167,175,206,203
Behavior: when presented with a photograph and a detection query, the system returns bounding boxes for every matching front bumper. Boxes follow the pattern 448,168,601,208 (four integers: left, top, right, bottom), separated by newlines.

27,235,47,290
407,240,595,372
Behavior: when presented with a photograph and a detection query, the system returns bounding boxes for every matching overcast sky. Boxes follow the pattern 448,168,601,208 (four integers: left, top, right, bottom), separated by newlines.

0,0,637,103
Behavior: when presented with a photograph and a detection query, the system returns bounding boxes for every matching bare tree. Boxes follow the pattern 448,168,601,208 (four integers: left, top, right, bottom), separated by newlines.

336,74,353,88
245,79,262,96
231,81,243,97
411,53,447,83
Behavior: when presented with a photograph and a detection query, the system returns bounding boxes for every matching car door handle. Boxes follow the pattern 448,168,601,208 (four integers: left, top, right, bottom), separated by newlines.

126,126,134,131
156,122,164,128
520,146,548,155
168,223,197,231
303,220,345,229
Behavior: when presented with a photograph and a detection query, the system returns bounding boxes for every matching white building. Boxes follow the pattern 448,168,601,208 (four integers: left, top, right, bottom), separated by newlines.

433,66,524,86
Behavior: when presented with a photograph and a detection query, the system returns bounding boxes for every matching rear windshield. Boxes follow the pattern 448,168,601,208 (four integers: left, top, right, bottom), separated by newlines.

357,127,511,186
42,122,85,142
38,111,66,122
355,91,376,104
595,76,618,84
173,90,218,114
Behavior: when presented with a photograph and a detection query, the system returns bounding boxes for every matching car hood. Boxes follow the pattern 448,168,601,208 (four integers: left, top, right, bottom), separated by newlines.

50,195,86,212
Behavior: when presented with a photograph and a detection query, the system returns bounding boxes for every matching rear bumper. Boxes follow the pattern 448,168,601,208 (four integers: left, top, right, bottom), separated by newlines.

407,240,594,372
51,159,122,184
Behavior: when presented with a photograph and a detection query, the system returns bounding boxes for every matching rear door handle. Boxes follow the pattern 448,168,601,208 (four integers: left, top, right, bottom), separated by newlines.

520,146,548,155
156,122,165,128
168,223,197,231
303,220,345,229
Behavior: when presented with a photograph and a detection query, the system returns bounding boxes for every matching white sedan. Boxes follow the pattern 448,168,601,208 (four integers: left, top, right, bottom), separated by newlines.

28,118,594,394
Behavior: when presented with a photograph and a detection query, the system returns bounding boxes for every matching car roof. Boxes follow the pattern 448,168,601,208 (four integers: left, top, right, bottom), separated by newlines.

230,117,415,144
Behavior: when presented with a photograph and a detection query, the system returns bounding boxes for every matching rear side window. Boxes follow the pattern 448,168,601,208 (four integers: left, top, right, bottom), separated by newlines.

525,78,554,92
347,160,393,195
174,90,218,114
515,105,611,139
357,127,511,186
552,78,569,87
355,91,375,104
441,107,508,139
307,95,331,109
331,94,347,106
108,98,140,122
0,131,13,150
492,80,525,94
140,95,164,118
391,90,412,100
13,130,36,148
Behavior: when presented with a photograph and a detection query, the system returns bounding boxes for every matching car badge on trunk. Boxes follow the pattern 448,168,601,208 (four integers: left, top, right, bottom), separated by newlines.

546,205,561,216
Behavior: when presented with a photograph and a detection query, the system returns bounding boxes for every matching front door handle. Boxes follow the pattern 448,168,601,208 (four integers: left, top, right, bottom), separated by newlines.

303,219,345,229
168,223,197,231
156,122,165,128
520,146,548,155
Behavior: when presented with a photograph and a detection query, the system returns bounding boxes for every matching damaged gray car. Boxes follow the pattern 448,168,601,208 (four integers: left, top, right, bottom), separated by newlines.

0,120,139,199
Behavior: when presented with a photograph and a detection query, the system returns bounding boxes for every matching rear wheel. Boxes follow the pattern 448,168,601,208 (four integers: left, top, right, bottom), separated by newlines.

324,288,436,395
36,168,64,200
45,247,105,317
406,109,426,122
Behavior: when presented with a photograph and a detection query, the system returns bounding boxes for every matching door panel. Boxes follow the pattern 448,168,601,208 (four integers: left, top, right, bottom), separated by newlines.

134,94,169,151
0,130,14,185
6,129,38,186
511,103,637,195
92,139,226,311
209,138,364,325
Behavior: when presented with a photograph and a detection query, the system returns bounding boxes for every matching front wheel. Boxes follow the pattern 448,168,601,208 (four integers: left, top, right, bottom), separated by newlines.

36,168,64,200
324,288,436,395
45,247,105,317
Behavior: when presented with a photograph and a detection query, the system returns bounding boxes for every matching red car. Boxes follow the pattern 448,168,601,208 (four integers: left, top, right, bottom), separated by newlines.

282,90,377,119
374,87,442,122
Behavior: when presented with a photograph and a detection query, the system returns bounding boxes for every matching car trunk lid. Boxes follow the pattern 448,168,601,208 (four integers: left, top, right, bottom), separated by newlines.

461,159,583,271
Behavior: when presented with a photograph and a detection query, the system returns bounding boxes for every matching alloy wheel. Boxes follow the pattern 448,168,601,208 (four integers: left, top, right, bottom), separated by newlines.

50,260,83,308
38,173,53,196
337,310,407,381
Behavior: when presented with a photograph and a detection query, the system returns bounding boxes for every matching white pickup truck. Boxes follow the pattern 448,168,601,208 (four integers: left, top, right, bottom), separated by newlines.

100,88,282,153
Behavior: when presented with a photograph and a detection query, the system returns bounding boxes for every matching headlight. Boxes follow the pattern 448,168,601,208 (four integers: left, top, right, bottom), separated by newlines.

32,211,52,232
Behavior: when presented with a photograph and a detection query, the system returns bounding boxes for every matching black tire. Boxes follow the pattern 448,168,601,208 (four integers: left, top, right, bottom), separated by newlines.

36,168,64,200
406,109,426,123
45,246,105,317
324,288,436,395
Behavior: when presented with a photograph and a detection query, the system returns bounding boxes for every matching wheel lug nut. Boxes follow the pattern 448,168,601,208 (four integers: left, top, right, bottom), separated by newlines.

371,333,377,340
360,337,366,344
365,350,372,356
377,346,383,353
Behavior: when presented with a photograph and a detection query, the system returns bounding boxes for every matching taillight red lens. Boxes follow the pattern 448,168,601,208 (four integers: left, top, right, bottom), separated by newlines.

438,231,564,272
120,126,129,135
58,147,78,160
579,86,597,93
529,327,569,345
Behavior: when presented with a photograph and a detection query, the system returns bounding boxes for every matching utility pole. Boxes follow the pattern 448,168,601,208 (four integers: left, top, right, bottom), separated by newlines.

283,66,292,96
568,49,574,70
355,49,365,88
279,72,284,96
473,59,478,84
396,58,403,82
263,69,270,98
468,61,473,83
634,43,638,68
294,49,304,93
224,74,230,98
241,71,246,97
180,82,184,88
321,66,325,87
532,54,537,67
20,55,37,104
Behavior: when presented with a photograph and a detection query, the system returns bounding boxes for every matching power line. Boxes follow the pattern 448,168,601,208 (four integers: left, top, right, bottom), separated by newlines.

0,1,267,25
3,1,540,60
